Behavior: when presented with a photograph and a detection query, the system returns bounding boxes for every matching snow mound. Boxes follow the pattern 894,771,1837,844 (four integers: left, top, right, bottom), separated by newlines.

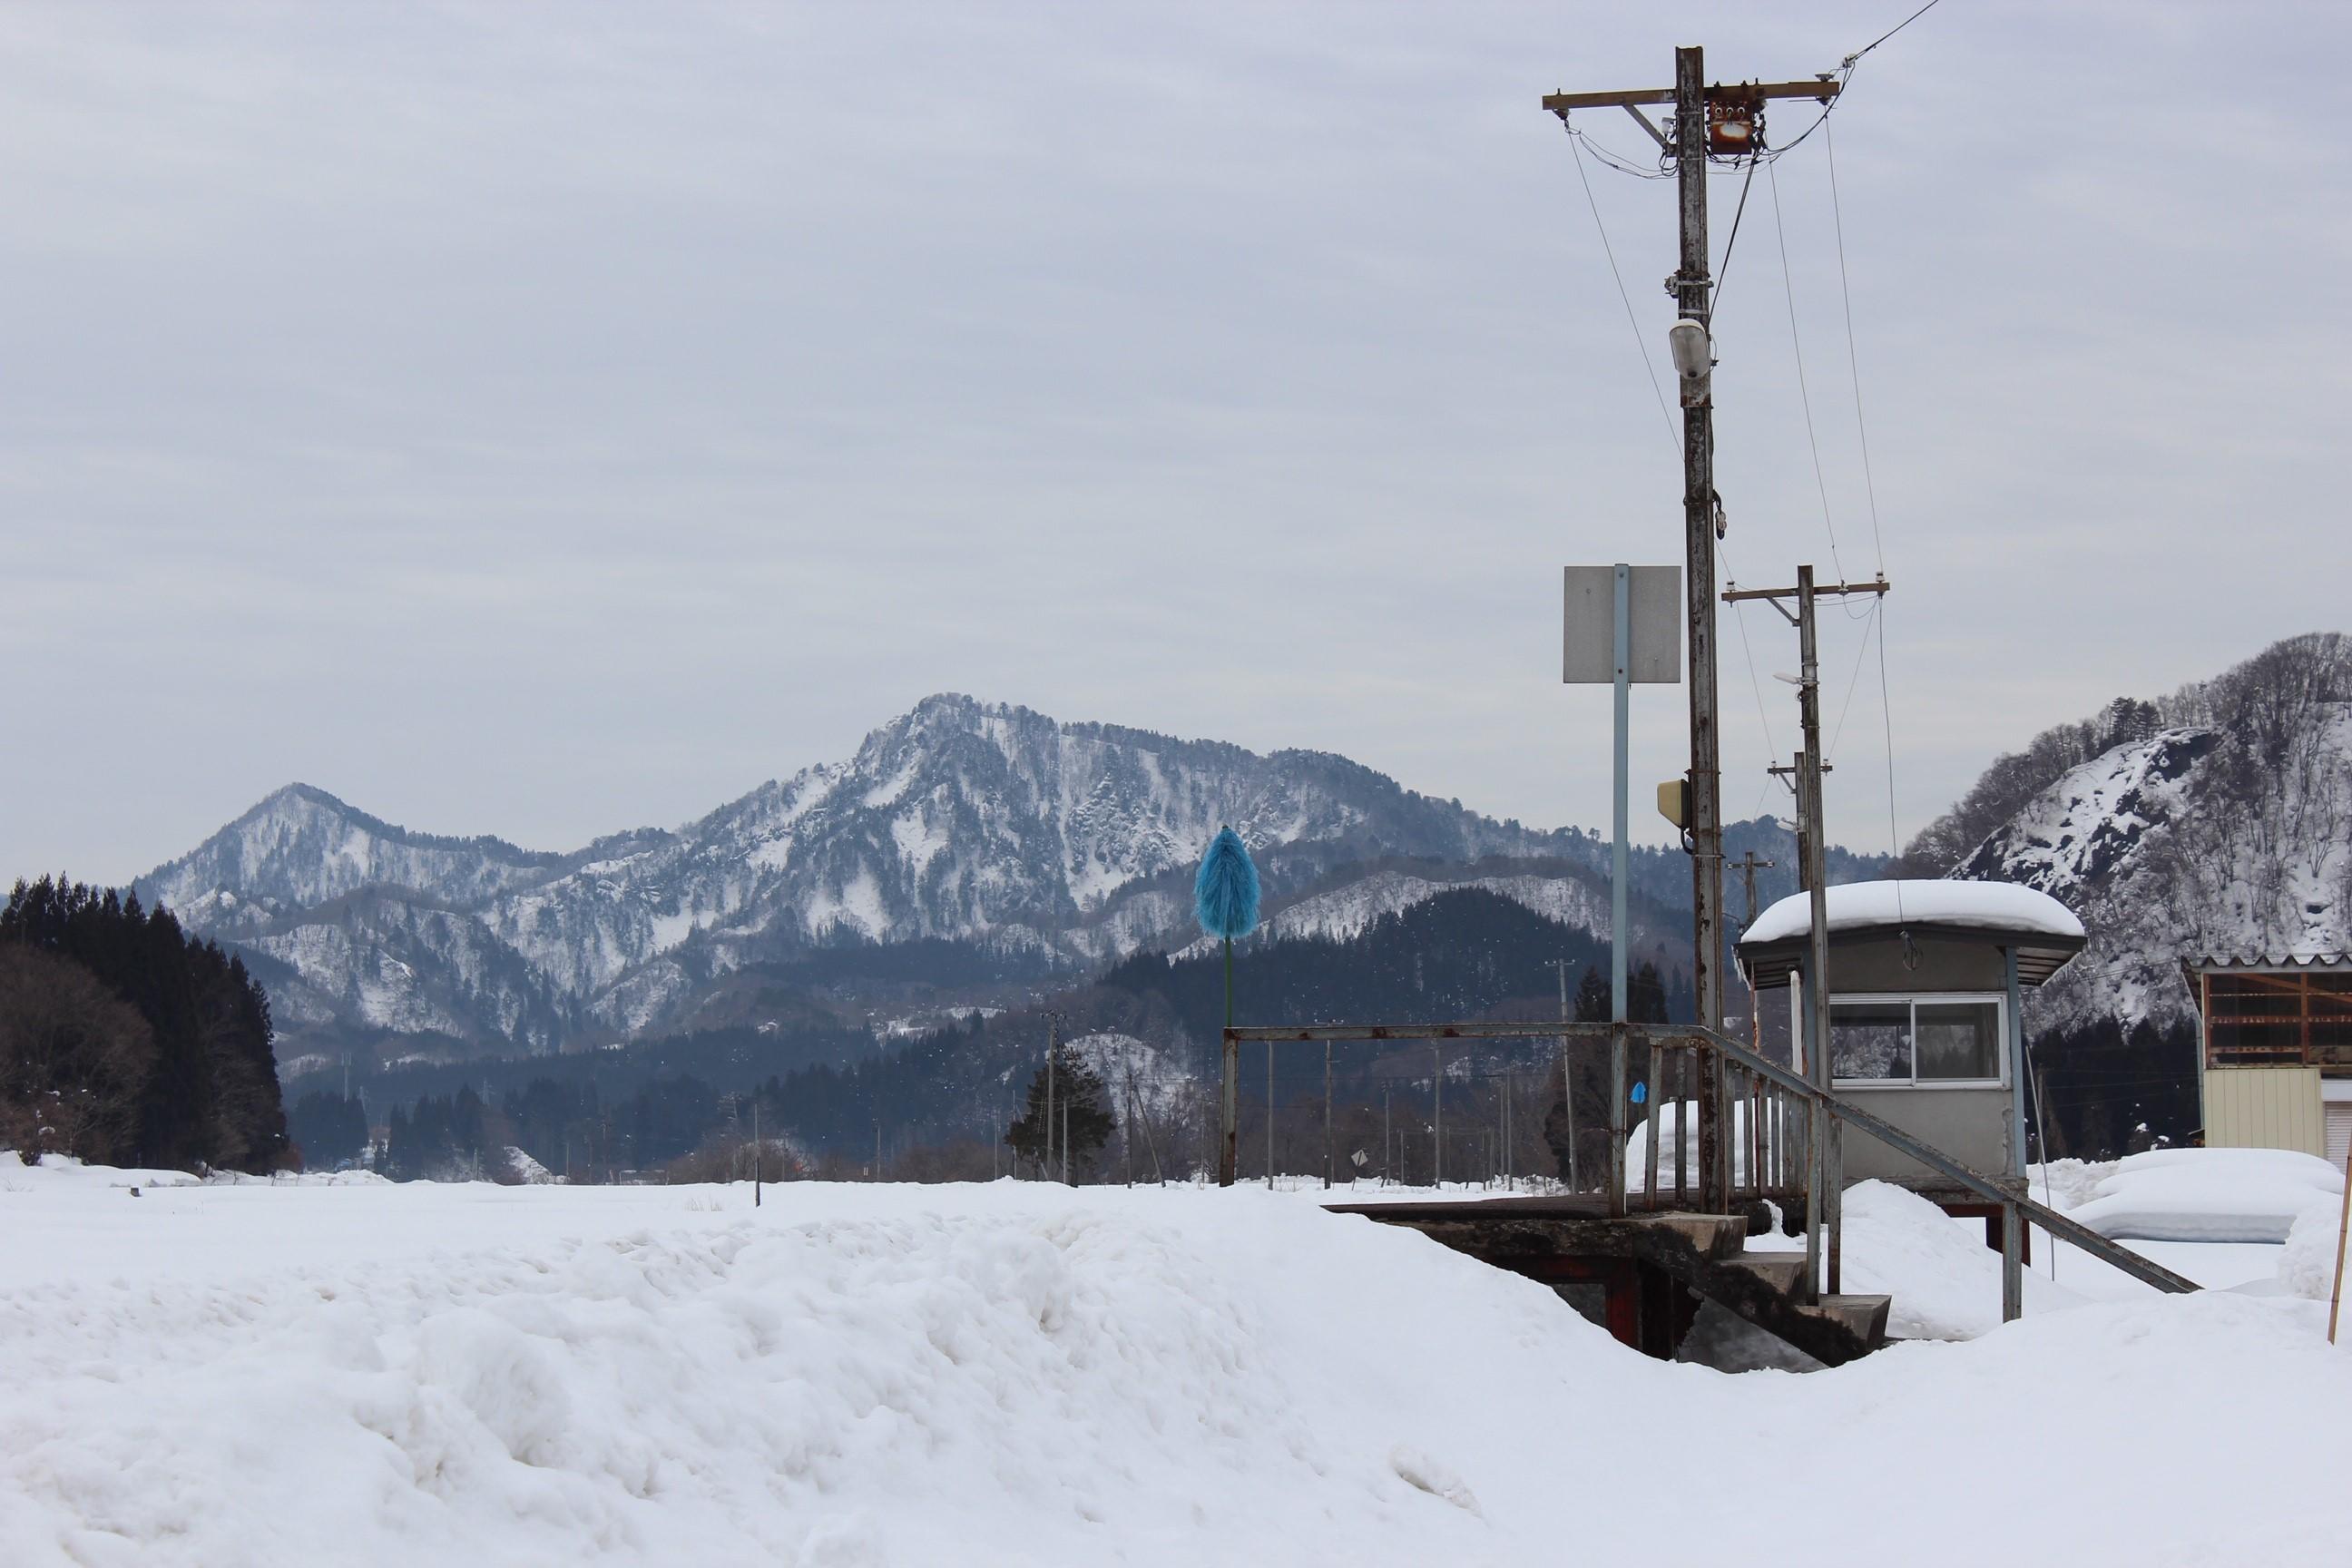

0,1151,389,1191
2025,1158,2113,1212
2279,1200,2352,1301
1744,1181,2091,1339
2071,1149,2343,1243
5,1176,2352,1564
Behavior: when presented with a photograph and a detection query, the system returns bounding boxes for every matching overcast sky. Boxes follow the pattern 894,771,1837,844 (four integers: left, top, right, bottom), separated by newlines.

5,1,2347,885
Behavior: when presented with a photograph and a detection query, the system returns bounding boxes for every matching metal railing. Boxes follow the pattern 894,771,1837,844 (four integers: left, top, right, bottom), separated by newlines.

1225,1017,2200,1314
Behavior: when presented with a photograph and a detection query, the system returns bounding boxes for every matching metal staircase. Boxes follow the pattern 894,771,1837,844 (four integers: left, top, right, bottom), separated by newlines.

1328,1196,1893,1365
1245,1015,2199,1364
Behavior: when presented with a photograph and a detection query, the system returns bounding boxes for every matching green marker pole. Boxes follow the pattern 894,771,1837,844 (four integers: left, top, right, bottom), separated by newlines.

1219,933,1238,1187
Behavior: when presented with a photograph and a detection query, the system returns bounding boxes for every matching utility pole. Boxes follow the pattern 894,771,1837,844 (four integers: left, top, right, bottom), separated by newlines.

1502,1070,1512,1191
1126,1065,1165,1185
1267,1039,1276,1189
1733,849,1779,1055
1323,1039,1334,1191
1725,566,1887,1296
752,1095,761,1208
1549,956,1578,1191
1546,50,1839,1213
1049,1011,1067,1184
1382,1087,1391,1189
1733,849,1776,933
1432,1044,1444,1190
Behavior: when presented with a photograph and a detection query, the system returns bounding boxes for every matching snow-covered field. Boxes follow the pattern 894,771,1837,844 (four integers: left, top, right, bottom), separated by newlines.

5,1153,2351,1566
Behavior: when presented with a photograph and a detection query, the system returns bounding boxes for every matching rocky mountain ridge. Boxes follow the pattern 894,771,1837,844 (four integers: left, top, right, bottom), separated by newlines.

1943,632,2352,1036
141,695,1644,1054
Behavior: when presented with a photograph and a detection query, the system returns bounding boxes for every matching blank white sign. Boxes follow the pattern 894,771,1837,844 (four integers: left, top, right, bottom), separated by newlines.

1563,564,1681,684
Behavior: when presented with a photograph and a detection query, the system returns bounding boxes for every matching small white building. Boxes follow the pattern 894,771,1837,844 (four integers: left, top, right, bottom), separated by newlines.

1737,879,2085,1191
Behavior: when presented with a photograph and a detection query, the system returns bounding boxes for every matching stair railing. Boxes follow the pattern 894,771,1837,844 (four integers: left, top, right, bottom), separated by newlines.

1668,1020,2200,1309
1224,1018,2200,1318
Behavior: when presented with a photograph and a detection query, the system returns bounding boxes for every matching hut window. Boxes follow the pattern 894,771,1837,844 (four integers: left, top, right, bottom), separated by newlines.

1829,1002,1910,1081
1916,1001,2000,1080
1828,995,2004,1086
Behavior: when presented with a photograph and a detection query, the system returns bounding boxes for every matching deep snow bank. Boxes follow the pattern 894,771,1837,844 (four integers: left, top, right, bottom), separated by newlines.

2071,1148,2341,1243
3,1168,2350,1566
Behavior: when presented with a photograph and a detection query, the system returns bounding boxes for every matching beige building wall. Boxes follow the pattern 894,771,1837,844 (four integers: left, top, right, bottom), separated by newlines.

2201,1064,2325,1155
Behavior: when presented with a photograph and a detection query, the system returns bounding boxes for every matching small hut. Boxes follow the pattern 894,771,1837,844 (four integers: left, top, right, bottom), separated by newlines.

2181,952,2352,1160
1736,879,2084,1195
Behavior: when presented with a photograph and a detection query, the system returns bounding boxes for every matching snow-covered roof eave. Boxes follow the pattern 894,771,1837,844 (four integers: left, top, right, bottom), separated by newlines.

1740,878,2085,949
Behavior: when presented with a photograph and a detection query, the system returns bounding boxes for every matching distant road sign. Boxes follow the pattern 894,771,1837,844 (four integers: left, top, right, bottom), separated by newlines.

1563,564,1680,684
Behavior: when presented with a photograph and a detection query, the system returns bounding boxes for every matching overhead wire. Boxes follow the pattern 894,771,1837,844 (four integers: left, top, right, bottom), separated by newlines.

1556,0,1947,187
1768,158,1845,583
1564,126,1679,456
1876,595,1905,865
1550,0,1949,832
1824,599,1880,760
1847,0,1946,65
1827,122,1886,579
1717,536,1784,820
1708,152,1762,324
1559,117,1674,181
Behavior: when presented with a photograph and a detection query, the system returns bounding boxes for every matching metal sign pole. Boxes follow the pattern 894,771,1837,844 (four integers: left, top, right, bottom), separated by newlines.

1565,561,1679,1216
1612,563,1631,1024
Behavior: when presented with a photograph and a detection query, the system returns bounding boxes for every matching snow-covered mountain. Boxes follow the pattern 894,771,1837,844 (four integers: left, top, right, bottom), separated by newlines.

1947,633,2352,1035
141,696,1612,1054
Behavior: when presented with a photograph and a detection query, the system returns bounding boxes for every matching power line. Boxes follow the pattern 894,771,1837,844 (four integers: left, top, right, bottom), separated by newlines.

1827,122,1886,578
1717,539,1783,819
1566,0,1947,184
1825,600,1879,760
1815,118,1904,862
1708,153,1762,324
1845,0,1947,67
1769,159,1845,580
1564,126,1678,454
1741,0,1945,164
1875,595,1904,862
1561,120,1674,181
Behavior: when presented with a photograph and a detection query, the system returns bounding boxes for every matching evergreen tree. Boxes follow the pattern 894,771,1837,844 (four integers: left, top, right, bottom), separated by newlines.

1573,965,1610,1023
1005,1047,1113,1179
1628,961,1670,1025
0,876,287,1172
384,1103,414,1179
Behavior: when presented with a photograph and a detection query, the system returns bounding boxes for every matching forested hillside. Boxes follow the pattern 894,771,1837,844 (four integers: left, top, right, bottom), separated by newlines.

0,877,289,1172
338,888,1643,1181
1898,632,2352,1152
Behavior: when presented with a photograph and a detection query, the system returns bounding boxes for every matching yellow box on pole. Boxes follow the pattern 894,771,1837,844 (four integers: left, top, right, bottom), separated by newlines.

1655,779,1689,830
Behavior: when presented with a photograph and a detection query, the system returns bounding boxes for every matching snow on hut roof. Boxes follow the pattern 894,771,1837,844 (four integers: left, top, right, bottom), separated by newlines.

1741,878,2084,947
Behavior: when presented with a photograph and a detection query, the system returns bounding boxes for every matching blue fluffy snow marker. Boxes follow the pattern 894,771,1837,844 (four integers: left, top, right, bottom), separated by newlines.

1630,1081,1648,1105
1196,827,1260,1188
1193,827,1260,943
